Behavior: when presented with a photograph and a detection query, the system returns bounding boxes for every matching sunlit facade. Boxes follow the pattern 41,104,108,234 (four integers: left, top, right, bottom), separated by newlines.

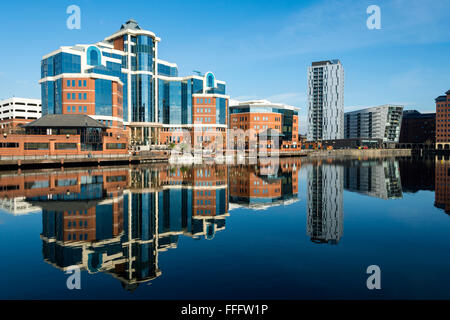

40,19,229,147
307,60,344,141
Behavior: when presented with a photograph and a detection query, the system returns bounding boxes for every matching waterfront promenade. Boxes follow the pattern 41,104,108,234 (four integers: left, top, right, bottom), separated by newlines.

0,148,412,170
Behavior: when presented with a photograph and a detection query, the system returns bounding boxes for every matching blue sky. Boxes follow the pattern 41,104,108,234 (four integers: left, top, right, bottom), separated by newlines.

1,0,449,133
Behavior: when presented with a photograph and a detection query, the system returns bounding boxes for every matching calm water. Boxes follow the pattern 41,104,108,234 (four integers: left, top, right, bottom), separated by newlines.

0,156,449,299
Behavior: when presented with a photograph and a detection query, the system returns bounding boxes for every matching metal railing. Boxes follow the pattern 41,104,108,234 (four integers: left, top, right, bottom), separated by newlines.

0,153,131,161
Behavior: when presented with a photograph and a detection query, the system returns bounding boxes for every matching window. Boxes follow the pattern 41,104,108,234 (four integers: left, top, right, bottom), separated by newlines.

78,106,82,112
78,93,82,100
55,143,77,150
72,80,75,87
67,93,70,100
24,143,49,150
83,93,87,100
106,143,126,149
67,106,70,112
72,106,75,112
0,142,19,148
78,80,82,87
83,80,87,87
67,80,70,87
72,93,75,100
83,106,87,113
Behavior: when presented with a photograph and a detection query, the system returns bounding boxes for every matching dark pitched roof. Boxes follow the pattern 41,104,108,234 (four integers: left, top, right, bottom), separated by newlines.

435,95,447,102
22,114,106,128
446,90,450,95
120,19,141,30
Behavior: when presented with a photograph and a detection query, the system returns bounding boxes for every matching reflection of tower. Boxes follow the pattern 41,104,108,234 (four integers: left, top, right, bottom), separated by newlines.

35,164,230,290
434,157,450,215
344,160,403,199
307,164,343,244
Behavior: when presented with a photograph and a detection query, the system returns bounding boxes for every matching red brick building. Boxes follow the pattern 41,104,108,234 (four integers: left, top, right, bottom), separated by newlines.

436,90,450,150
229,100,300,151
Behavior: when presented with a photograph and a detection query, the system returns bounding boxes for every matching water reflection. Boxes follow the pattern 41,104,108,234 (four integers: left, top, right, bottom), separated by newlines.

344,159,403,199
435,158,450,215
306,162,343,244
1,156,450,292
229,158,300,210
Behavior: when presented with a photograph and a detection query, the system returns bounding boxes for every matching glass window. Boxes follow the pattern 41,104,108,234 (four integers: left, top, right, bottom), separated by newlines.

67,80,70,87
78,106,82,112
83,106,87,112
72,93,75,99
67,106,70,112
78,93,82,100
72,106,75,112
95,79,112,116
55,143,77,150
83,80,86,87
78,80,81,87
67,93,70,100
72,80,75,87
83,93,87,100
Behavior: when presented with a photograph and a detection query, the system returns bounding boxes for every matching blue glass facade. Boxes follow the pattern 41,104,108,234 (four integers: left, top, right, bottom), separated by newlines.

158,77,227,125
134,35,154,72
41,52,81,78
132,74,154,122
215,97,227,125
40,25,227,127
206,83,226,95
87,46,101,66
159,80,182,124
41,81,54,115
182,80,192,124
158,63,178,77
95,79,113,116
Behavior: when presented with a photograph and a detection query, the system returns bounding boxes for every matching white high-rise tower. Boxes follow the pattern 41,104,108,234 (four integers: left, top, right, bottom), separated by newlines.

307,60,344,141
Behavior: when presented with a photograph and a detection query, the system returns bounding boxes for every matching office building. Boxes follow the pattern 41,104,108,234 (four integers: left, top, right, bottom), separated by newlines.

307,60,344,141
435,90,450,150
229,100,300,150
0,97,41,133
344,105,404,145
39,19,229,147
399,110,435,147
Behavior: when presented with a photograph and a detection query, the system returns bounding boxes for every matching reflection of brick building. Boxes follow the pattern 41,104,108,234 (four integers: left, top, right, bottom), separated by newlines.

3,164,232,290
435,157,450,215
158,164,228,219
398,157,435,193
229,158,300,209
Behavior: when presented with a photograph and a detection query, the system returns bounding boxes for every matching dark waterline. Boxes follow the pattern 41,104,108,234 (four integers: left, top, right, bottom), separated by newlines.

0,156,449,299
